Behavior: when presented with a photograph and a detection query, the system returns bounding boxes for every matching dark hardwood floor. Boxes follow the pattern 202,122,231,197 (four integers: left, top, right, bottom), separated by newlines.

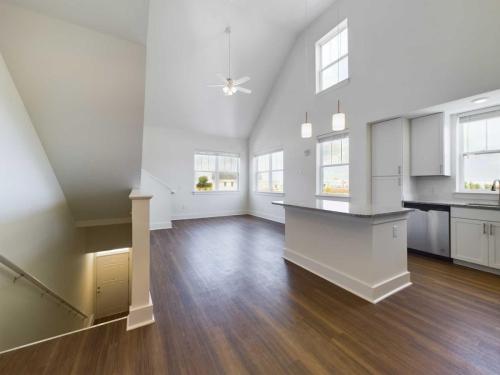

1,215,499,374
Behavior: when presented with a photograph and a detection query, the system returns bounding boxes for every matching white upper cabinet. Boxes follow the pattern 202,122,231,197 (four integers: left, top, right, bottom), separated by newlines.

371,118,412,207
410,113,450,176
372,118,405,177
372,176,403,208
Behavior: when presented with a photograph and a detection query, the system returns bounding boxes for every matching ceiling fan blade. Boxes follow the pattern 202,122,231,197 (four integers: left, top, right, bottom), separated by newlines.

216,73,228,83
208,84,225,87
236,86,252,94
233,76,250,85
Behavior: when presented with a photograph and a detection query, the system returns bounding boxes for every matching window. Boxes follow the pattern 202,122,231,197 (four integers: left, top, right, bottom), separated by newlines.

318,134,349,195
459,110,500,192
194,152,239,192
316,19,348,93
255,150,284,193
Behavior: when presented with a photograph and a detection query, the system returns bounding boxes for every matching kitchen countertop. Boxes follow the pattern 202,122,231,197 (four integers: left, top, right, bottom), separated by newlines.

272,199,413,218
404,199,500,211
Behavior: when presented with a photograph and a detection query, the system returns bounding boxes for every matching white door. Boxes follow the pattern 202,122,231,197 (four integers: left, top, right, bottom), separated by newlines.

488,222,500,269
451,218,489,266
372,118,403,177
96,251,129,319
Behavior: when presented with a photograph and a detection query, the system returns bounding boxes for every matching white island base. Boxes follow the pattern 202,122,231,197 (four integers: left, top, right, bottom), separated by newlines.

274,201,412,303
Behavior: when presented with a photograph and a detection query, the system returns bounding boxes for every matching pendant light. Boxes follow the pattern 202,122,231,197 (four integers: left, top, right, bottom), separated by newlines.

300,0,312,138
332,99,346,131
301,112,312,138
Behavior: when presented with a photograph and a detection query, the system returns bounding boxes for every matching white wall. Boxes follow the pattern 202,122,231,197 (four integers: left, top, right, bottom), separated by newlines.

0,53,94,352
0,3,146,221
142,127,248,220
141,169,173,230
249,0,500,221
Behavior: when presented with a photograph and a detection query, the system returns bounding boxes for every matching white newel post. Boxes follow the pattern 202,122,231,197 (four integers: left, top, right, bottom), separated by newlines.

127,189,155,330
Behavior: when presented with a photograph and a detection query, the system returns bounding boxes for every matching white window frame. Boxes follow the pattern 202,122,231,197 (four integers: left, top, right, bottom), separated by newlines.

315,18,349,94
255,150,284,194
317,131,350,197
457,107,500,193
193,151,240,193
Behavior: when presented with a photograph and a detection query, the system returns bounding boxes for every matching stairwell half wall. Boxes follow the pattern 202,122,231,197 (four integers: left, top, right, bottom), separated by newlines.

0,53,94,352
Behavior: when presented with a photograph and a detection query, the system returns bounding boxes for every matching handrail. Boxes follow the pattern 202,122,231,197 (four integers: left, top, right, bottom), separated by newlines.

0,254,88,320
142,169,176,194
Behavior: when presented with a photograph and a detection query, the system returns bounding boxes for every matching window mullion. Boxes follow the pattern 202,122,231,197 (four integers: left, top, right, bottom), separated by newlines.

485,120,489,151
215,155,219,191
320,53,348,73
268,154,272,192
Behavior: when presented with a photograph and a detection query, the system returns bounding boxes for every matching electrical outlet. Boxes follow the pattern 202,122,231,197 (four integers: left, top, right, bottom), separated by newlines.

392,225,399,238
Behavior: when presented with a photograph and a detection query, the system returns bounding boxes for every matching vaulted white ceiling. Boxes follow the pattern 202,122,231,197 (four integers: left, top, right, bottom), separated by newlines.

1,0,149,44
0,0,335,221
145,0,335,138
0,3,146,221
2,0,335,138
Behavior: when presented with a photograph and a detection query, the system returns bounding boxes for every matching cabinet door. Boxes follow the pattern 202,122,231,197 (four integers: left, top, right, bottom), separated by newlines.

372,118,403,177
410,113,443,176
488,222,500,269
451,218,489,265
372,176,402,208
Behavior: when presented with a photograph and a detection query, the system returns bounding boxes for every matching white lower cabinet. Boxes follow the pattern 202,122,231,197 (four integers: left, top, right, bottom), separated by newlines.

489,222,500,269
451,213,500,269
451,218,489,266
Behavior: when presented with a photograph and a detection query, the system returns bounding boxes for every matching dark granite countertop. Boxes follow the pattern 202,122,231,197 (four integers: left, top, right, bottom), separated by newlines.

403,199,500,211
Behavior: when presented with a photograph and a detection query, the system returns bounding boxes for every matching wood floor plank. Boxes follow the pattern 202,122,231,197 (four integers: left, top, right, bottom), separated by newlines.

1,215,499,374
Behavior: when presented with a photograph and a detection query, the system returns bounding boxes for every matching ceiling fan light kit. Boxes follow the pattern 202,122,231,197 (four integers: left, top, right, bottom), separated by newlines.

208,26,252,96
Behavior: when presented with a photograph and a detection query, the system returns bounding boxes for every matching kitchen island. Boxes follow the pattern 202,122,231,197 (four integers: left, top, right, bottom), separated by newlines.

272,200,413,303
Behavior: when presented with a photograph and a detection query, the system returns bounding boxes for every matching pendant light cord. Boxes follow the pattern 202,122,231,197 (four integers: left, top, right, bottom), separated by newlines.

227,27,231,79
228,28,231,78
304,0,309,118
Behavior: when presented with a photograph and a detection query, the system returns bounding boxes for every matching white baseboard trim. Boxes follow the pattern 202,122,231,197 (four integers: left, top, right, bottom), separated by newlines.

150,221,172,230
284,247,411,304
126,293,155,331
453,259,500,275
76,217,131,227
172,210,248,221
248,211,285,224
0,315,127,355
87,314,95,327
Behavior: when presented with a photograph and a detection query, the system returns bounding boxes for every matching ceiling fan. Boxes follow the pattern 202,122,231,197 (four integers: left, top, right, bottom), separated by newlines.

208,27,251,96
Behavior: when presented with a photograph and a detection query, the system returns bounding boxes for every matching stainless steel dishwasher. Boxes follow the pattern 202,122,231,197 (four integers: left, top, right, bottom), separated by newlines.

403,202,450,259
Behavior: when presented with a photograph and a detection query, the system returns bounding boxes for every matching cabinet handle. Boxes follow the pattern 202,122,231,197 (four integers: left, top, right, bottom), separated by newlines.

398,166,401,175
483,223,487,234
491,224,494,236
398,177,401,186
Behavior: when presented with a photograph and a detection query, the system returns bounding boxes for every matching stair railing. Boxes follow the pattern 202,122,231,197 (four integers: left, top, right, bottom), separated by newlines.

141,169,176,194
0,254,88,320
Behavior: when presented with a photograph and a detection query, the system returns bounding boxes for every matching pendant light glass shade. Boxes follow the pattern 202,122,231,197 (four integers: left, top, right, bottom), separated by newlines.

301,111,312,138
332,100,346,131
301,122,312,138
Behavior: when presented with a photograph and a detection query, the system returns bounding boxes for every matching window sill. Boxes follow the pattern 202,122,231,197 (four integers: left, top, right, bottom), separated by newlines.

316,194,350,201
192,190,240,195
316,78,350,96
255,192,285,197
